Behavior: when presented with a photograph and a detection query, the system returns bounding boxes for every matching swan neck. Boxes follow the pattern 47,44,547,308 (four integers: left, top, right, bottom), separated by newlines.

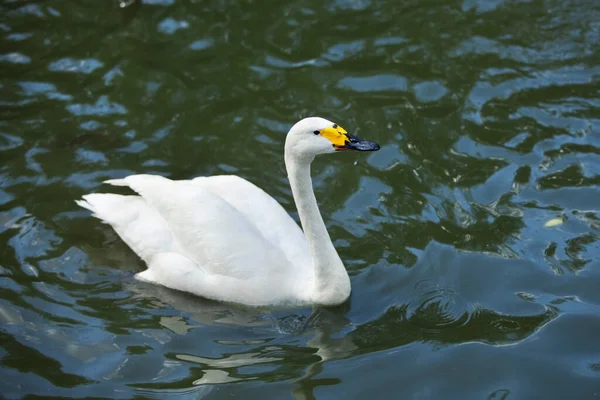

285,152,350,304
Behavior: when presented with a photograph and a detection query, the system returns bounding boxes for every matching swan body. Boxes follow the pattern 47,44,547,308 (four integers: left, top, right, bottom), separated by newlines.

76,117,379,306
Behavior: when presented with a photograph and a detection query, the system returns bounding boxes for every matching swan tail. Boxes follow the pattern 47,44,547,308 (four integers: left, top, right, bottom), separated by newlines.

76,194,140,225
104,178,130,187
76,193,177,263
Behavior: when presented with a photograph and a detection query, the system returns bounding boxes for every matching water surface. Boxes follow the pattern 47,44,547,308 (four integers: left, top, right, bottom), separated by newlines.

1,0,600,398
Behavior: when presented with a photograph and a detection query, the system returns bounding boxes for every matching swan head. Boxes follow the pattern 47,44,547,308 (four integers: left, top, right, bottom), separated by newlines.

285,117,380,160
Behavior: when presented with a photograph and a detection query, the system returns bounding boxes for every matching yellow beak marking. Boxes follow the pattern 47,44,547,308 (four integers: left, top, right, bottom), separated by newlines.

319,124,348,147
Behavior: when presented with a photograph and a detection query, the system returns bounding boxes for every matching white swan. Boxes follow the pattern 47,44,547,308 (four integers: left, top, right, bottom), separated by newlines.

76,117,379,306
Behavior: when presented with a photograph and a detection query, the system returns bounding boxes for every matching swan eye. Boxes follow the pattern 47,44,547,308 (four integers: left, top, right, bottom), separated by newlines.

313,130,320,135
333,124,338,129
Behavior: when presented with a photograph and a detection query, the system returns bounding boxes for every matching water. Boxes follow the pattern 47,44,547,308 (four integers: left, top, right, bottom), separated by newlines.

1,0,599,398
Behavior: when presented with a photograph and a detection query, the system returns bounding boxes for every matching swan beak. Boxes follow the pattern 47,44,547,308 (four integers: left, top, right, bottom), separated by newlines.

320,124,380,152
335,134,380,152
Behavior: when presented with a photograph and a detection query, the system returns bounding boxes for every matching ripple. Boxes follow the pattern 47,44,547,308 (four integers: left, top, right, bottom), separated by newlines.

142,0,175,5
329,0,372,12
462,0,506,13
405,278,474,331
66,96,127,116
189,38,215,51
337,74,408,92
1,0,599,398
18,81,72,101
322,40,366,62
451,36,533,63
413,81,449,103
373,36,408,47
274,314,309,334
264,54,326,69
13,4,46,17
464,65,598,126
0,133,24,151
176,349,282,369
157,18,189,35
102,66,124,86
6,32,33,41
48,58,104,74
0,52,31,64
18,81,55,95
489,318,520,332
75,148,108,166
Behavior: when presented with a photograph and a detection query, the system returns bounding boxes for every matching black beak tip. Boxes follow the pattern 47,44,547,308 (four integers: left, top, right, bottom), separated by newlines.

354,139,380,152
344,134,381,152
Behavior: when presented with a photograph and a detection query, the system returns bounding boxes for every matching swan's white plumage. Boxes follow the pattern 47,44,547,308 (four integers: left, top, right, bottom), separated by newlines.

190,175,311,269
78,174,313,305
76,117,379,306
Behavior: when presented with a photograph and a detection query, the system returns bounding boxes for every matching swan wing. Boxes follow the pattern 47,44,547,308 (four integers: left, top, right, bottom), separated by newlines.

100,174,289,280
76,193,184,261
191,175,311,268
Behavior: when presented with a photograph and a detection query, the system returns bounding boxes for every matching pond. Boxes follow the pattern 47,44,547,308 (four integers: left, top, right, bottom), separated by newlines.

1,0,599,398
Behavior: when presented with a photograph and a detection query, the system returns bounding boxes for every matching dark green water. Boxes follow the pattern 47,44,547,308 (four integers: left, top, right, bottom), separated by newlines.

1,0,600,398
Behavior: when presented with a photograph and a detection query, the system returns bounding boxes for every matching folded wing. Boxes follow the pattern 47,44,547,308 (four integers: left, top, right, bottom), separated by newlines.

84,174,290,280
